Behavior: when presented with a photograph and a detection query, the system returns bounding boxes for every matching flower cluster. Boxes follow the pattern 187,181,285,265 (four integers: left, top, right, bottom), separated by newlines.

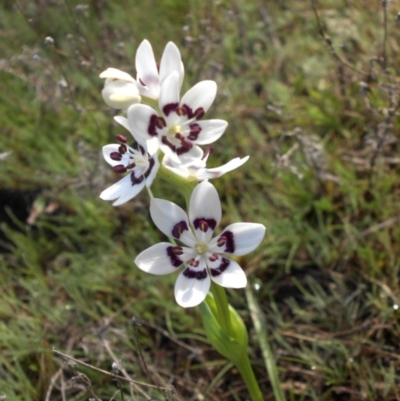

99,40,265,307
99,40,248,205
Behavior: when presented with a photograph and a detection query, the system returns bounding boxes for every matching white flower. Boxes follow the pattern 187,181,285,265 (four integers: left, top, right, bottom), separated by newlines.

135,39,184,100
134,181,266,307
163,153,250,181
100,133,159,206
99,68,141,109
128,71,228,165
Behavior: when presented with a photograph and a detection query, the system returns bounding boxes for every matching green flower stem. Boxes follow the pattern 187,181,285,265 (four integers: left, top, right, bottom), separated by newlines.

235,352,265,401
159,171,265,400
210,281,232,335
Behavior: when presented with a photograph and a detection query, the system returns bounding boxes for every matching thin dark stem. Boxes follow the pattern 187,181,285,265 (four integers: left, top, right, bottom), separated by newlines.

309,0,369,78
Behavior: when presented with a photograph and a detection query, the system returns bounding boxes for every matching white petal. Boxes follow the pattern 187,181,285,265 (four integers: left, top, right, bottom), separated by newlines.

162,156,191,179
127,104,160,151
180,80,217,114
159,71,180,113
100,174,145,206
197,156,249,180
135,243,193,275
99,68,135,82
159,42,184,89
174,267,210,307
115,114,149,152
114,116,130,133
189,181,221,243
101,80,140,109
102,144,123,167
209,257,247,288
209,223,266,256
150,198,196,246
160,142,204,166
189,119,228,145
145,154,160,187
135,39,160,99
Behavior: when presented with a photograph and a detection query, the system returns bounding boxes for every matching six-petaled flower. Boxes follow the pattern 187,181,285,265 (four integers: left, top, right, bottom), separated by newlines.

134,181,266,307
128,71,228,165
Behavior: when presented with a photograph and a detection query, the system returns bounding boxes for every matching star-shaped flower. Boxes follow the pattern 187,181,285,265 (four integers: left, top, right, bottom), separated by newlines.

100,133,159,206
134,181,266,307
128,71,228,165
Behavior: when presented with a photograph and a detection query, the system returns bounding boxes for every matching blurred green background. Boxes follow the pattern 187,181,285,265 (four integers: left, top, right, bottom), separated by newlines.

1,1,399,400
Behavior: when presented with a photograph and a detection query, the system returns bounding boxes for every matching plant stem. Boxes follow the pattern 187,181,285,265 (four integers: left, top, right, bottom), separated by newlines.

210,281,232,335
235,352,265,401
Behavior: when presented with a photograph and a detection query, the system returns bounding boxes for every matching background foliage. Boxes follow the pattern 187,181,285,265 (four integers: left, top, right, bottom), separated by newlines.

1,0,399,400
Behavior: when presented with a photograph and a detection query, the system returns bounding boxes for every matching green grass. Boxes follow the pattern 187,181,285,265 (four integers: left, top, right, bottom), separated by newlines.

1,0,400,400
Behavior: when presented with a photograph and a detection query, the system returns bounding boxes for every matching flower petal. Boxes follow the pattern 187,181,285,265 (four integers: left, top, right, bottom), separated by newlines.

99,68,135,82
189,181,221,243
159,71,180,115
144,154,160,187
160,142,204,166
209,223,266,256
150,198,196,246
101,80,140,109
159,42,184,90
135,243,193,275
102,144,123,167
208,257,247,288
174,267,210,307
100,174,145,206
127,104,160,152
180,80,217,114
197,156,249,180
135,39,160,99
188,119,228,145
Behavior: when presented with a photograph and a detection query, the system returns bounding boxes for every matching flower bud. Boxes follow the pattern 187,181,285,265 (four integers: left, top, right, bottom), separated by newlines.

100,68,141,109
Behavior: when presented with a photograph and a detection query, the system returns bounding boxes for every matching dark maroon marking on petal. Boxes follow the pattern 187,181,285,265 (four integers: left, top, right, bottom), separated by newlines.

183,267,207,280
118,144,127,154
148,115,159,136
139,145,146,155
181,104,194,119
217,231,235,253
180,137,193,149
162,102,179,117
116,134,128,143
139,78,146,86
193,107,205,120
193,218,217,232
188,123,202,141
130,171,145,185
176,145,191,155
110,152,122,161
172,221,189,239
166,246,184,268
144,157,155,179
113,165,127,173
210,257,230,277
189,258,200,268
126,163,136,170
181,105,205,120
161,136,176,152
